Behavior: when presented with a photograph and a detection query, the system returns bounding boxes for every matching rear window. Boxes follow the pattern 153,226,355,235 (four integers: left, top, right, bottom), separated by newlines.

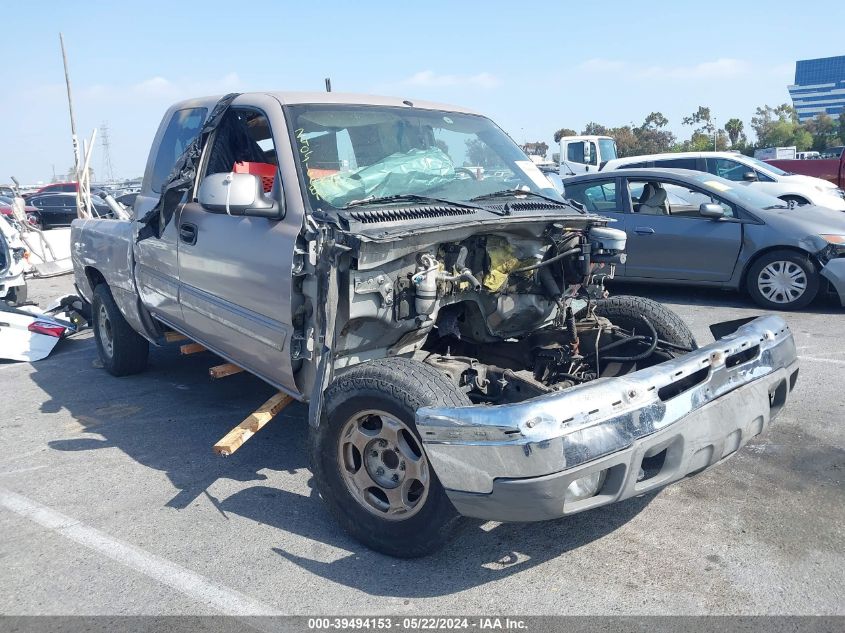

654,158,698,170
150,107,207,193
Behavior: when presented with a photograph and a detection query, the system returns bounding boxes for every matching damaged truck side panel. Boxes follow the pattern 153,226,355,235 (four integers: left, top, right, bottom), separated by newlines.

71,92,798,558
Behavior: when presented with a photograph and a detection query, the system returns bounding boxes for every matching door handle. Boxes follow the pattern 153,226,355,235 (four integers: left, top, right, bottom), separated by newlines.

634,227,655,235
179,222,197,245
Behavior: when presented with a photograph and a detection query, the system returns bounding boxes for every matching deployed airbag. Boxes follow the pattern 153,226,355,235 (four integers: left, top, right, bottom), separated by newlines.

312,147,456,207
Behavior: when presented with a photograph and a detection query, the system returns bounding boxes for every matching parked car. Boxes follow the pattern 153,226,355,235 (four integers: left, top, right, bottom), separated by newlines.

603,151,845,211
0,216,28,305
71,92,798,557
34,181,78,195
562,168,845,309
0,195,40,225
27,192,113,229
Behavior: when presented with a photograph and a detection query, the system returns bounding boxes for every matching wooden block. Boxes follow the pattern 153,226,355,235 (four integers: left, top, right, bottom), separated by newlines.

180,342,207,355
213,392,293,456
209,362,244,379
164,331,188,343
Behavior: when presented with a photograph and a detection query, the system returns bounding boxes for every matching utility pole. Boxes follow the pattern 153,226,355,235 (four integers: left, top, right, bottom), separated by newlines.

59,33,80,177
59,32,90,218
100,122,115,183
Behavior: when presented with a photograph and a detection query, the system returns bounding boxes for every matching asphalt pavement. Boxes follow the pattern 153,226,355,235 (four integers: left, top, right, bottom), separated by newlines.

0,276,842,616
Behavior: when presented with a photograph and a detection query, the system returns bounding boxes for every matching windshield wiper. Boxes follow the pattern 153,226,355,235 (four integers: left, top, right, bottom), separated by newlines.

762,204,790,209
344,194,483,210
469,188,568,206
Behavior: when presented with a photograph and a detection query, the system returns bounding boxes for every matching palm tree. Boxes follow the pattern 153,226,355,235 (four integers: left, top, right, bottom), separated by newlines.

725,118,744,147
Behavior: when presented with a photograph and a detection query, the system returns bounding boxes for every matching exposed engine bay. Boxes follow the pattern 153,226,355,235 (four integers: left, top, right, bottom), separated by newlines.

294,213,695,406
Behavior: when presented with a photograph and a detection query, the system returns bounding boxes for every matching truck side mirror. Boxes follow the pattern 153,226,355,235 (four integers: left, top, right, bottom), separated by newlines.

198,173,282,219
742,171,758,182
699,203,726,219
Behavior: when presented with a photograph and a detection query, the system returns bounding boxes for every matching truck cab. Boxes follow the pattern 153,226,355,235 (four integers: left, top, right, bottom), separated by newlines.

558,135,618,175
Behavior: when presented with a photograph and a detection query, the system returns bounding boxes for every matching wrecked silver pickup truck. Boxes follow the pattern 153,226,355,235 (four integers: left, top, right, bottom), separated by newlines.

71,92,798,557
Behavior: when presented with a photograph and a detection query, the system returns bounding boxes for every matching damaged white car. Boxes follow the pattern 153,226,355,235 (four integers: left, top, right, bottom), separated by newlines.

71,92,799,557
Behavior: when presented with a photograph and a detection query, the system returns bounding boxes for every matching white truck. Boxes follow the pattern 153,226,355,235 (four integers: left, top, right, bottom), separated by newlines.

558,135,618,175
754,146,797,161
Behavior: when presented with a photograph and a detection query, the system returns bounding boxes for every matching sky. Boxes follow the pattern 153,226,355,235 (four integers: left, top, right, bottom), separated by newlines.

2,0,843,184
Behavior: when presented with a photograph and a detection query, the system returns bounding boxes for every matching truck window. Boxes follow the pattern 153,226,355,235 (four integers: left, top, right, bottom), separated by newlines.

567,142,597,165
204,109,277,178
151,107,207,193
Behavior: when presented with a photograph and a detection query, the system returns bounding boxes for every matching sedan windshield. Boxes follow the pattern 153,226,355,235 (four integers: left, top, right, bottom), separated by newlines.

286,104,564,210
690,172,790,209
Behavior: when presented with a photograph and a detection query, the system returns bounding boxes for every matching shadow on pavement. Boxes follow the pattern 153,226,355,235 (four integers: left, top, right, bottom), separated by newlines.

35,337,309,509
223,483,655,598
29,334,655,596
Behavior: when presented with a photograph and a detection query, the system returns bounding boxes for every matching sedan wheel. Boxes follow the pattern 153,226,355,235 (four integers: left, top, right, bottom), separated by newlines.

757,260,808,305
747,250,819,310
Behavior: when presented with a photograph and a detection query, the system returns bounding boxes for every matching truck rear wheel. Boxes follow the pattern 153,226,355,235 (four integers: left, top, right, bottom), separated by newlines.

310,357,471,558
92,284,149,376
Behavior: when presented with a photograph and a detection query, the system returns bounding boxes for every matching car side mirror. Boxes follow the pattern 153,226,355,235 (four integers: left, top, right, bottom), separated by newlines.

699,203,726,219
742,171,758,182
198,173,282,219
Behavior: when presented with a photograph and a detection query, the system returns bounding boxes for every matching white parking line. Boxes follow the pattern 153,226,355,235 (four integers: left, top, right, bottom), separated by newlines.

799,356,845,365
0,487,285,617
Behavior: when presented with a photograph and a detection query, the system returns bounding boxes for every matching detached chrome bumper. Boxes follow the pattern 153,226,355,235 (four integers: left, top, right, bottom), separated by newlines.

417,315,798,521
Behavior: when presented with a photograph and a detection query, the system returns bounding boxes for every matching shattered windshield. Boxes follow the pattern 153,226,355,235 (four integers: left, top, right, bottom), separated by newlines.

286,104,564,210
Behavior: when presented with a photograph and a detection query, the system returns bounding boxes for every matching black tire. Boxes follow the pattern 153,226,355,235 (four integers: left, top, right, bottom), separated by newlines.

594,295,698,350
92,284,149,376
746,250,819,310
7,283,27,306
310,357,471,558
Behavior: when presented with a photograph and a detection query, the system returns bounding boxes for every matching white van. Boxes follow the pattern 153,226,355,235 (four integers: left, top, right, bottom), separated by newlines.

602,151,845,211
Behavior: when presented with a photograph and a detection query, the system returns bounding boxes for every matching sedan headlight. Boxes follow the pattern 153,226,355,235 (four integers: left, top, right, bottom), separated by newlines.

818,234,845,263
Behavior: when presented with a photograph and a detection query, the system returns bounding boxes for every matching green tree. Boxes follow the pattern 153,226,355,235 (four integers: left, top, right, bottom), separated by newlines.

608,125,638,157
582,122,609,136
633,111,675,154
553,128,577,143
750,104,804,148
724,118,744,146
804,113,839,150
682,106,714,134
839,115,845,144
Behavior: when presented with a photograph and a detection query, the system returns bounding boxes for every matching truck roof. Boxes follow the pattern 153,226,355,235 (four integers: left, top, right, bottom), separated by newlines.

168,91,481,115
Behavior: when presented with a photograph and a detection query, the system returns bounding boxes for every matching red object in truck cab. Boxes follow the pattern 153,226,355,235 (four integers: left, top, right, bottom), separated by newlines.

232,162,276,193
768,151,845,188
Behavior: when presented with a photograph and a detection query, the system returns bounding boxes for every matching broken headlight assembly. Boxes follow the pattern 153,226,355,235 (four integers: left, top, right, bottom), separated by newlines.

818,234,845,263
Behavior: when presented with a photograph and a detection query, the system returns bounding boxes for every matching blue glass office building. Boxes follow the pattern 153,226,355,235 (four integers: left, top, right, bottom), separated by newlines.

788,56,845,123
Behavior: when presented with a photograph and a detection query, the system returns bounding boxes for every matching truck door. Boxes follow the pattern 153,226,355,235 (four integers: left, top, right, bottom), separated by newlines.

622,177,742,282
133,105,208,326
175,99,298,390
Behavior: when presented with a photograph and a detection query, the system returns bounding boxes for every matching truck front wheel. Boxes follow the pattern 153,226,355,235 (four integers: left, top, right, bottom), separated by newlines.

310,357,471,558
92,284,149,376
